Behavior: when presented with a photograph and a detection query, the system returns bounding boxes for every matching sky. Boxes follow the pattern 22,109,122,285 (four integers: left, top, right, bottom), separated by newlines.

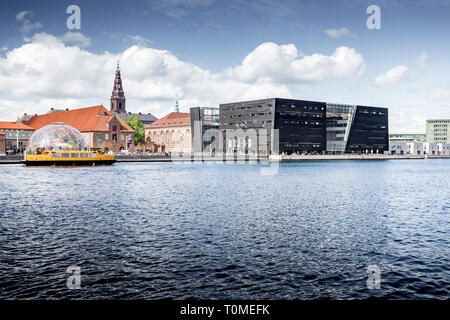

1,0,450,132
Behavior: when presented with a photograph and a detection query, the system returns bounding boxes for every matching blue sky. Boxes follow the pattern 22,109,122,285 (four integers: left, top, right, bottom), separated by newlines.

1,0,450,132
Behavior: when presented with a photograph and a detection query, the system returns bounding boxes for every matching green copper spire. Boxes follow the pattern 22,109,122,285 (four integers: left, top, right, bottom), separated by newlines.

175,99,179,112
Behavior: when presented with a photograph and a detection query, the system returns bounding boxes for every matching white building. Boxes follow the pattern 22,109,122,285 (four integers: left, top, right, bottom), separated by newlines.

407,142,424,155
388,141,408,155
426,119,450,143
424,142,438,155
437,143,450,155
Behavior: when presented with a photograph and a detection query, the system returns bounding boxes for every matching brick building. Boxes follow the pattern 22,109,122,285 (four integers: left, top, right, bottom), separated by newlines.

0,131,6,155
21,105,135,152
145,111,192,153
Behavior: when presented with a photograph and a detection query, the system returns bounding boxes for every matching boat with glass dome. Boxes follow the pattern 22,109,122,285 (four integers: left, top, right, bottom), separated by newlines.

24,123,115,165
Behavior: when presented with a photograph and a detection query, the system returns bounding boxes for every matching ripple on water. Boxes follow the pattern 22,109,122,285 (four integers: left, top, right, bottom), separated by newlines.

0,161,449,299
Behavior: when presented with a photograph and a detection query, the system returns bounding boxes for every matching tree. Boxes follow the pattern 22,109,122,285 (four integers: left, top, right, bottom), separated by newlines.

124,115,145,145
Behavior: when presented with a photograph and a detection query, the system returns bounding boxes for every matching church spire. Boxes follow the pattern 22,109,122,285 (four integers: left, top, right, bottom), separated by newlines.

175,98,179,113
110,61,126,114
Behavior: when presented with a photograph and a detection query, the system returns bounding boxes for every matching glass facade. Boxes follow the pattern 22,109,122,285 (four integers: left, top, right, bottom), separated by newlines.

326,103,357,153
219,98,389,155
190,107,220,155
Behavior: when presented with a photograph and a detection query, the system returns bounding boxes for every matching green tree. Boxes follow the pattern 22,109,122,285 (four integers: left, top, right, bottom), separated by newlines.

124,115,145,145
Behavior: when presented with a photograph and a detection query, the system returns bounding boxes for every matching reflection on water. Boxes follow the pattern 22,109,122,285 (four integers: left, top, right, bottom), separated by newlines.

0,160,448,299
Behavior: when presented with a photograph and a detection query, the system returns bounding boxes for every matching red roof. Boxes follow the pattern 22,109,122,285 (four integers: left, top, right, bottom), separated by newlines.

25,105,134,133
0,130,5,135
0,121,34,131
147,112,190,128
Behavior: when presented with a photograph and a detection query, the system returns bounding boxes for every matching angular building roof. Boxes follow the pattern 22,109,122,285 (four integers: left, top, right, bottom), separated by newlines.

146,112,190,128
0,121,35,131
24,105,134,133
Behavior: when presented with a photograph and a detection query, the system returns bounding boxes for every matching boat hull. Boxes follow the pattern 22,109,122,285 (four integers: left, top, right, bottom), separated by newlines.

23,160,115,166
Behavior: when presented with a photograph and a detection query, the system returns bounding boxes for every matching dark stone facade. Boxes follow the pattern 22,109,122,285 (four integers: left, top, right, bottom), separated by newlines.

219,98,388,155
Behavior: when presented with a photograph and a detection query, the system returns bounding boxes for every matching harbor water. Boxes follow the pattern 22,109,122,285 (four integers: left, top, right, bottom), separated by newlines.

0,160,448,299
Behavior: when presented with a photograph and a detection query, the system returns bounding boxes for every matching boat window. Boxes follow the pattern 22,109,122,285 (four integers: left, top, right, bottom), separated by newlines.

80,153,88,158
89,153,97,158
61,153,70,158
71,153,79,158
51,153,60,158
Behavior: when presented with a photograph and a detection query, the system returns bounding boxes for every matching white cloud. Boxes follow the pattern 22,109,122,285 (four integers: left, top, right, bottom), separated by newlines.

416,51,428,67
226,42,365,83
128,35,153,46
0,33,367,120
16,10,43,33
0,98,82,121
428,86,450,101
374,65,410,86
324,27,351,38
59,32,91,48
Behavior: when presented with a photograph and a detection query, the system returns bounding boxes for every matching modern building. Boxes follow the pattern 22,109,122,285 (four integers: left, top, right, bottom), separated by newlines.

327,103,389,154
0,121,35,154
109,62,158,125
389,133,426,143
219,98,388,155
21,105,135,152
190,107,220,155
144,110,192,154
0,131,6,155
426,119,450,143
220,98,326,155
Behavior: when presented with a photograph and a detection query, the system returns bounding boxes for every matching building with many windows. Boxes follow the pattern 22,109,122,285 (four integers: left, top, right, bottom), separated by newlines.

0,121,35,154
219,98,388,155
426,119,450,143
327,103,388,154
220,98,326,155
144,111,192,154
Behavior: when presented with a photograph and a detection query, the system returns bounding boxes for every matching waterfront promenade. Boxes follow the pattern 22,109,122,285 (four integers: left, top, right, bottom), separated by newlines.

2,153,450,164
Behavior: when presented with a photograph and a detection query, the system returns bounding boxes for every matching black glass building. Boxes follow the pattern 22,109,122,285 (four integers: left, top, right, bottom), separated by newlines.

219,98,389,155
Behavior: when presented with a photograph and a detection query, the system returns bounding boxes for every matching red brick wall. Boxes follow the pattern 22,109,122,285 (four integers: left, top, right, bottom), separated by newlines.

0,134,5,155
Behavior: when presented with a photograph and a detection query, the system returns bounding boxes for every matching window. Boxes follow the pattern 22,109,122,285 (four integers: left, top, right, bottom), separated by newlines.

105,134,109,141
51,153,60,158
80,153,88,158
97,133,102,146
71,153,79,158
61,153,70,158
121,134,124,140
112,133,117,142
89,153,97,158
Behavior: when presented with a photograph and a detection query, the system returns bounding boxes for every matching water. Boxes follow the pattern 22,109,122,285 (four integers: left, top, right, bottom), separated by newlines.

0,160,448,299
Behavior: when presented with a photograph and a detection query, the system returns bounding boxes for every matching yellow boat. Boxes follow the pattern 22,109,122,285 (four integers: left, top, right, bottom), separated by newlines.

23,123,115,166
24,150,115,166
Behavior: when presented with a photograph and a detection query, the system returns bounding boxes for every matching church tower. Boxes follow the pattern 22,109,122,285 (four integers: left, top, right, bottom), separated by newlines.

110,61,126,114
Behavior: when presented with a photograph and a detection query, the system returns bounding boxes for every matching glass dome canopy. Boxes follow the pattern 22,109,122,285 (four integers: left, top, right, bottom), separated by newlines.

26,123,89,154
